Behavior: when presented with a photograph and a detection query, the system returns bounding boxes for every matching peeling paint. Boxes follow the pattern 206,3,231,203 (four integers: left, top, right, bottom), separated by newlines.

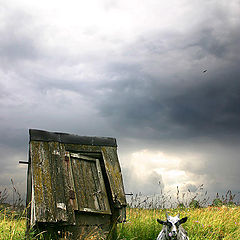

52,150,60,155
83,208,92,212
57,203,67,211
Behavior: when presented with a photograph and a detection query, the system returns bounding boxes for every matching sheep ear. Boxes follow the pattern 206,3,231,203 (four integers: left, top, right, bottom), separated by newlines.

157,219,166,225
179,217,188,224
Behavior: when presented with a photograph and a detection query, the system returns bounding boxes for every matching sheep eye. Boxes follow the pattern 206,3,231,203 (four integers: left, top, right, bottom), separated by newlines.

167,222,172,227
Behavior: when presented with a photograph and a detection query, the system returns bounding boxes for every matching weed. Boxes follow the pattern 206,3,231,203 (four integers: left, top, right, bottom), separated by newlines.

1,182,240,239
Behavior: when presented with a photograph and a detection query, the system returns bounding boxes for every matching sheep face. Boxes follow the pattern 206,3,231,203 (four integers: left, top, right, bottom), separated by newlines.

157,213,188,239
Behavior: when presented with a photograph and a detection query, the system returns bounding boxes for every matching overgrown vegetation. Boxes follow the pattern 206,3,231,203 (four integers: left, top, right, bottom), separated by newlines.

0,206,26,240
117,206,240,240
0,182,239,239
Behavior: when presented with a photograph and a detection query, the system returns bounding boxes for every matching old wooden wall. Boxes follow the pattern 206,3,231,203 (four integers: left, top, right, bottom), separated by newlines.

27,130,126,239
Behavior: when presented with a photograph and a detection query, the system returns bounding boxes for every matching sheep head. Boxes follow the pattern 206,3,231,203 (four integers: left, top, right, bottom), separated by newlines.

157,213,188,239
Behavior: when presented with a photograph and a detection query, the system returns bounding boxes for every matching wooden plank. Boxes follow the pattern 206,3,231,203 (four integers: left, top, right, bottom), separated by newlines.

30,129,117,147
95,159,111,214
30,141,56,222
59,145,76,224
65,144,102,153
101,147,127,208
48,142,68,222
82,160,94,209
30,141,76,224
70,155,111,215
71,158,86,209
64,152,78,211
116,207,127,223
26,150,32,232
49,142,76,224
70,153,96,161
90,162,102,211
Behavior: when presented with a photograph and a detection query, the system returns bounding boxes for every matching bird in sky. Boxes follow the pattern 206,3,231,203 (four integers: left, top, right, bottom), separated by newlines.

203,69,207,73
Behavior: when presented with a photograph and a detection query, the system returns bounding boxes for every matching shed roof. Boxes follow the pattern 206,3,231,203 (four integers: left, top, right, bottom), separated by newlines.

29,129,117,147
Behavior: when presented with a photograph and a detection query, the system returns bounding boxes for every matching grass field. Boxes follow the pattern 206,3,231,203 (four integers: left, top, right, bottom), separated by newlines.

0,207,26,240
117,206,240,240
1,205,240,239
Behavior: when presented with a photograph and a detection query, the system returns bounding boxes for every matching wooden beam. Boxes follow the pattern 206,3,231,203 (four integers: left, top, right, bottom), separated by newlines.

19,161,29,164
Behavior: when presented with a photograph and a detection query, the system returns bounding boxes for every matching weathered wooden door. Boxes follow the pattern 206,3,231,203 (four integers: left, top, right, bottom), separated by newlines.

69,153,111,215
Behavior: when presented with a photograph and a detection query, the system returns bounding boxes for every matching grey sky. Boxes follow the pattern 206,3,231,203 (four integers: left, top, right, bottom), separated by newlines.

1,0,240,204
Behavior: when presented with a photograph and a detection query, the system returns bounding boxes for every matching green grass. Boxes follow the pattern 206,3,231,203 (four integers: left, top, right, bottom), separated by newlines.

117,206,240,240
0,206,239,239
0,207,26,240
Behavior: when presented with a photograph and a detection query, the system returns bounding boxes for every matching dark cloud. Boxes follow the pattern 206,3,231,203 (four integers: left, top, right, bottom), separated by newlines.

0,0,240,200
95,17,240,141
96,69,240,142
0,128,28,149
90,9,240,197
165,75,240,137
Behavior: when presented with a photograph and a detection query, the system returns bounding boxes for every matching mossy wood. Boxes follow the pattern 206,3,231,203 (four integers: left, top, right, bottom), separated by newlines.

26,129,126,239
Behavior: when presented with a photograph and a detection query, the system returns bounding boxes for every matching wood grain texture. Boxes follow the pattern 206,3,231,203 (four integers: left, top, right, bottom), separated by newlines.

30,141,75,224
101,147,127,207
101,147,127,222
70,155,111,215
28,135,126,239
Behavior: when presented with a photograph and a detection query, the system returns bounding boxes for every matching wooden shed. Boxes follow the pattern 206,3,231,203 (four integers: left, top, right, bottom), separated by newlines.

26,129,127,239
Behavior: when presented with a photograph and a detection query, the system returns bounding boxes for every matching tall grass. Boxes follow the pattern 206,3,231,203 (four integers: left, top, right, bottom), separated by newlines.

1,205,239,239
1,182,240,239
117,206,240,240
0,207,26,240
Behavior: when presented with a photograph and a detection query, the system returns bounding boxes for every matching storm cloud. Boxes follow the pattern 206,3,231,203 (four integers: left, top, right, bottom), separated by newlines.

0,0,240,203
